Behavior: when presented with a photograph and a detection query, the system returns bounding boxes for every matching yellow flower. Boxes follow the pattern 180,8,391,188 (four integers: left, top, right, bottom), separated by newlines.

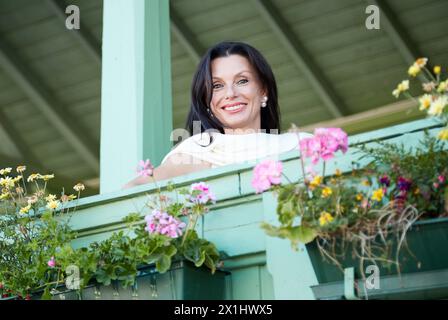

321,187,333,198
371,188,384,202
428,96,447,116
335,169,342,176
438,80,448,93
45,194,57,202
392,80,409,97
434,66,441,75
319,212,334,226
13,176,22,184
309,175,323,189
73,183,85,192
16,166,26,173
0,168,12,175
42,174,54,181
0,177,14,188
27,173,42,182
418,94,432,111
414,188,420,195
356,193,363,201
20,205,31,214
0,192,10,200
408,64,421,77
437,128,448,140
46,200,60,210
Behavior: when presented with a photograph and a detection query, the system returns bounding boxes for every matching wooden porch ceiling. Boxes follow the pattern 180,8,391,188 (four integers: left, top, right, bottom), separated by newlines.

0,0,447,195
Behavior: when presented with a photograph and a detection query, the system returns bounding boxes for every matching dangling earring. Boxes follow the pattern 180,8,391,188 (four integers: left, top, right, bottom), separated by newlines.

261,96,268,108
207,107,214,118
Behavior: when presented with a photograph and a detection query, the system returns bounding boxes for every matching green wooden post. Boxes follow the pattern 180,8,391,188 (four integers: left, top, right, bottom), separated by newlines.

100,0,173,194
263,191,318,299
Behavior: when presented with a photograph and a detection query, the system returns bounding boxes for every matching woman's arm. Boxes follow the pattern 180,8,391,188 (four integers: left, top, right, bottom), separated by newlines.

122,153,212,189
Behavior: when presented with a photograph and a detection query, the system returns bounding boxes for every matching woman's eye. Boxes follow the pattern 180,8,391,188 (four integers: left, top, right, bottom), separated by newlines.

237,79,248,85
212,83,223,90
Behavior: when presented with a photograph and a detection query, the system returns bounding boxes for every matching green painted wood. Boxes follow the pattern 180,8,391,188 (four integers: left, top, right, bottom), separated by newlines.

312,268,448,300
262,191,318,299
57,118,442,299
229,267,261,300
259,265,275,300
141,0,173,167
100,0,172,193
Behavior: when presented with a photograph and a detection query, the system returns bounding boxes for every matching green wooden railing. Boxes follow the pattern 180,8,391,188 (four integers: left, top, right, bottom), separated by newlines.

66,118,445,300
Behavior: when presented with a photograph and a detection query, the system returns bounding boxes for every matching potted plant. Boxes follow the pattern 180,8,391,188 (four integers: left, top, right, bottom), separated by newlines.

0,167,84,300
0,161,227,300
252,58,448,295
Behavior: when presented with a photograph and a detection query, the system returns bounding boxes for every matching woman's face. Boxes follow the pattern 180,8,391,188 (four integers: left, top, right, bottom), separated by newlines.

210,54,266,133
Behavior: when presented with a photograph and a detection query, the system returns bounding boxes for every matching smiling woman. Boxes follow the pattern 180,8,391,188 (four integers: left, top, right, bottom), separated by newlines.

123,41,311,188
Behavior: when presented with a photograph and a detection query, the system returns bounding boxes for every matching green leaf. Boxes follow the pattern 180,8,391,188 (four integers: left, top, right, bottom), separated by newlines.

260,223,317,247
41,286,52,300
290,225,317,244
155,255,171,273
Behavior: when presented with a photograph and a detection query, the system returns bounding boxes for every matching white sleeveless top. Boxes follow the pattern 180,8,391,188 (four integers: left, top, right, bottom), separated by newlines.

161,131,313,168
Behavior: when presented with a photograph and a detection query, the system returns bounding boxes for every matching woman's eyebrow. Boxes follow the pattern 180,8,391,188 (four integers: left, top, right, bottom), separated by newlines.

212,71,252,80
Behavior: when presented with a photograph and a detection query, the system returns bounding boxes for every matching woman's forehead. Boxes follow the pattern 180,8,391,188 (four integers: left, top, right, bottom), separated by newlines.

211,55,255,78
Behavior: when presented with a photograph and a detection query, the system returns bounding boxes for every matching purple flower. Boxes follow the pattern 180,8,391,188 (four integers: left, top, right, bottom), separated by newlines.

379,175,390,187
144,210,186,238
397,177,412,191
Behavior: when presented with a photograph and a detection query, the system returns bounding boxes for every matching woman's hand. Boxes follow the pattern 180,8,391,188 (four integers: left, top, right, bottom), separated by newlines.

122,153,212,189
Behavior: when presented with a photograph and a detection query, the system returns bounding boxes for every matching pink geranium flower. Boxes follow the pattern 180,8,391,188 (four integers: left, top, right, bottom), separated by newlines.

251,159,283,194
144,210,186,238
188,182,216,204
48,257,56,268
137,159,154,177
299,128,348,164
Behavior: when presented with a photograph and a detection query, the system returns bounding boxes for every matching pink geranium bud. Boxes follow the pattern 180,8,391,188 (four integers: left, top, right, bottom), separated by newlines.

433,182,439,189
47,257,56,268
438,175,445,183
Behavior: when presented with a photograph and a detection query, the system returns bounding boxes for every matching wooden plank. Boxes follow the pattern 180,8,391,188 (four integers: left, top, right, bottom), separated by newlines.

184,1,256,33
45,0,101,65
277,0,358,22
229,267,261,300
259,265,275,300
253,0,349,117
170,4,204,64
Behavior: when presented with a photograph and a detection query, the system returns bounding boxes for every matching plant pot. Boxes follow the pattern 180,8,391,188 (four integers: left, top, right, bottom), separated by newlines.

28,260,229,300
306,217,448,284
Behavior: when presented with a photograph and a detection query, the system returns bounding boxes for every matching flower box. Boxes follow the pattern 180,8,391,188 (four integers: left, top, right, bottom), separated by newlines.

306,217,448,284
32,261,229,300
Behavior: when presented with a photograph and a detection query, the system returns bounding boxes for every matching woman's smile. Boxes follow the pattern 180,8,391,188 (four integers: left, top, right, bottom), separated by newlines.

221,102,247,113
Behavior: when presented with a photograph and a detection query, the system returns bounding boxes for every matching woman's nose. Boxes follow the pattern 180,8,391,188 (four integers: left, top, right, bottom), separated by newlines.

224,84,237,99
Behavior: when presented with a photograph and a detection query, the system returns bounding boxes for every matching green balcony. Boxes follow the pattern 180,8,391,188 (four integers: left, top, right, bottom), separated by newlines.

49,117,447,300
